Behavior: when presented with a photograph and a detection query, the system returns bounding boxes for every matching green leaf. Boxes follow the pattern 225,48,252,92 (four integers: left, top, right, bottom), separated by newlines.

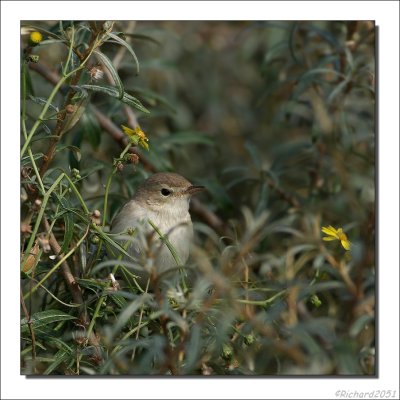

245,141,262,167
43,349,71,375
56,145,81,162
75,278,109,290
111,295,151,338
94,228,137,261
122,92,150,113
81,84,150,113
47,336,73,353
58,196,75,254
94,50,124,99
349,314,374,338
60,95,90,135
127,87,176,112
28,95,59,112
81,111,101,149
21,310,76,333
109,292,128,309
25,68,35,97
123,32,162,47
106,32,140,75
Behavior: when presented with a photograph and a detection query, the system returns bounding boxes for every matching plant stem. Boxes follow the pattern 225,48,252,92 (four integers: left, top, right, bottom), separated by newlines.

21,173,65,271
20,289,37,373
148,219,188,291
62,23,75,77
21,72,71,158
21,62,46,195
102,142,132,227
235,289,287,307
23,224,90,300
131,278,150,361
85,293,105,344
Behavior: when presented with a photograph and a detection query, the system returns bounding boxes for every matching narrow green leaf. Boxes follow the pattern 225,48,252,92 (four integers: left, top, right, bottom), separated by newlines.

123,32,162,47
122,92,150,113
111,295,150,338
349,314,374,338
47,336,73,353
75,278,109,290
81,111,101,149
109,293,128,309
28,95,59,112
80,84,116,97
94,50,124,99
56,145,81,162
25,68,35,97
81,84,149,113
106,32,140,75
58,196,75,254
93,227,137,261
60,95,89,135
43,349,71,375
245,141,262,167
21,310,76,333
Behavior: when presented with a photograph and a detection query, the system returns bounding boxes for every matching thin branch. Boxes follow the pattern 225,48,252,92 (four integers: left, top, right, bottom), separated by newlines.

265,175,300,209
20,289,37,372
27,56,230,237
42,218,85,306
42,218,103,360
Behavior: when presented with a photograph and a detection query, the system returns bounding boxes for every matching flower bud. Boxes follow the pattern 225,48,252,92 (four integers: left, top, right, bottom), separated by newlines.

66,104,76,114
90,235,100,245
91,210,101,225
126,153,139,165
29,31,43,46
116,161,124,172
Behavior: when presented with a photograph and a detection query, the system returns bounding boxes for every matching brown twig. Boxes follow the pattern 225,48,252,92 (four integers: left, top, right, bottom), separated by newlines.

29,31,97,180
20,289,37,372
43,218,86,306
28,55,231,238
265,175,300,209
322,247,358,298
42,218,103,359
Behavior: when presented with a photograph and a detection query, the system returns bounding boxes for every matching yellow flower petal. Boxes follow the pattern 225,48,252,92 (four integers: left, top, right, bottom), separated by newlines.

322,236,336,241
322,225,351,251
321,226,339,239
341,240,351,250
121,124,135,136
121,124,149,150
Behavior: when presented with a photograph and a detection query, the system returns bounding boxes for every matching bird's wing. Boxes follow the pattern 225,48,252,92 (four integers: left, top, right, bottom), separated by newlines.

110,200,135,233
110,200,146,259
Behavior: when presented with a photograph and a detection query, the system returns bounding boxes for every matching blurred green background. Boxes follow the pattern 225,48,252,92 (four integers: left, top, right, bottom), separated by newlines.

21,20,375,375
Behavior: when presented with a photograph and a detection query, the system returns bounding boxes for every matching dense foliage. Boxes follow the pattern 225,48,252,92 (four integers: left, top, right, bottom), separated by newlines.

20,20,375,375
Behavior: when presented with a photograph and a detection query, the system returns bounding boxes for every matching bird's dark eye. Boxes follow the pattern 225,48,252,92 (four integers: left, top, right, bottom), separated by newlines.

161,188,171,196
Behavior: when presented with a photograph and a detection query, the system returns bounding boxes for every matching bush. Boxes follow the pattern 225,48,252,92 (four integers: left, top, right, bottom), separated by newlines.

20,20,375,375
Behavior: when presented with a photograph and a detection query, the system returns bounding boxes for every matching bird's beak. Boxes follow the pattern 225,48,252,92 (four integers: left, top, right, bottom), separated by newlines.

186,185,205,195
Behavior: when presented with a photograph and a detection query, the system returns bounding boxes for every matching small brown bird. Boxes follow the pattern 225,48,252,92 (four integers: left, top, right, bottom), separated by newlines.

111,172,204,285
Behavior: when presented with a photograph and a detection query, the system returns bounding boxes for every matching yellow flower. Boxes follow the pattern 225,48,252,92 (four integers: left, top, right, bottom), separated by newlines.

121,125,149,151
321,225,351,250
29,31,43,45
